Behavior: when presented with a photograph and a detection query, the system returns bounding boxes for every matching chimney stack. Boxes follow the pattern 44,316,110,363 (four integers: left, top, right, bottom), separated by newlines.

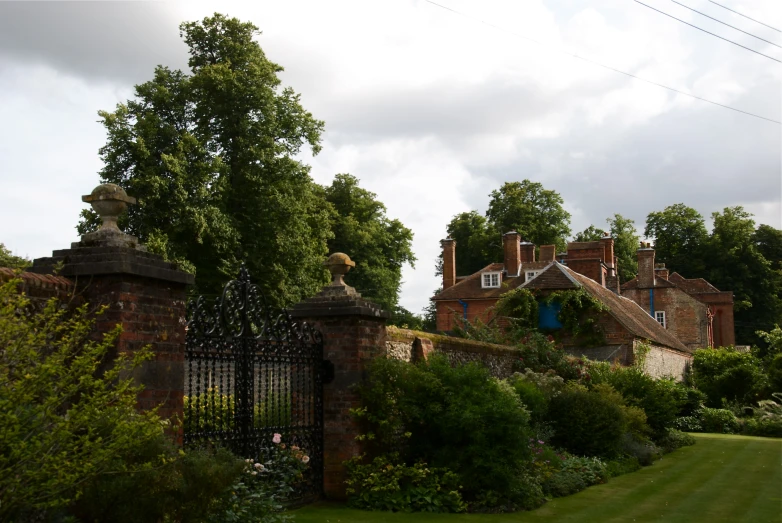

540,245,556,262
441,237,456,290
520,240,536,263
637,242,656,288
600,232,615,270
655,263,669,281
503,231,521,276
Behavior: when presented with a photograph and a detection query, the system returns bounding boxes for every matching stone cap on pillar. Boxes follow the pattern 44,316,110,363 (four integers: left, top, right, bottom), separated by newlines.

29,183,194,286
291,252,390,319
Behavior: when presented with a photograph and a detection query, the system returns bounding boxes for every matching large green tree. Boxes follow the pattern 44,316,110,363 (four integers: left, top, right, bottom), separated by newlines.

486,181,572,252
323,174,415,312
753,224,782,271
608,214,640,284
79,14,331,307
644,203,708,277
439,211,500,276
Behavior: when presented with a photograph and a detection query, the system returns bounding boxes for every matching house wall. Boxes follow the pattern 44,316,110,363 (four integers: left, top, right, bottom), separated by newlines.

689,292,735,347
435,298,498,331
622,286,709,350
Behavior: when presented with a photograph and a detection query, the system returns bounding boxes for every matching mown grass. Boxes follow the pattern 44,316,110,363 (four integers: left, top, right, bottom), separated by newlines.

293,434,781,523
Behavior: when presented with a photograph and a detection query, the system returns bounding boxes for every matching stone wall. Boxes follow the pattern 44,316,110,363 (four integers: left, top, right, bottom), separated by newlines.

385,326,520,379
636,340,692,381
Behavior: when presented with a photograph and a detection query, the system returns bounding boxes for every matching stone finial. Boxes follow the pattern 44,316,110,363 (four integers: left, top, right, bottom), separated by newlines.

324,252,356,286
82,183,136,232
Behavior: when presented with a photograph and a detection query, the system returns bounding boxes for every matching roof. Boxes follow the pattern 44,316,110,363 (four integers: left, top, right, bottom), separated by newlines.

668,272,720,293
522,263,690,353
433,261,551,301
621,276,677,290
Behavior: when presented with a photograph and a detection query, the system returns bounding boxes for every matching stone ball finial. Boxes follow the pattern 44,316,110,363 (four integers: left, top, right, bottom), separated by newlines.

82,183,136,232
324,252,355,286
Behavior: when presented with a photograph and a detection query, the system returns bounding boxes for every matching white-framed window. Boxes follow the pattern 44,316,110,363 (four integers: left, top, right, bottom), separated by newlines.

482,271,501,288
655,311,666,328
525,270,541,282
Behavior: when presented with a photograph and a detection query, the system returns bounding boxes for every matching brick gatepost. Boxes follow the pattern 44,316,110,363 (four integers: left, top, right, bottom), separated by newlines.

29,184,194,425
291,253,390,500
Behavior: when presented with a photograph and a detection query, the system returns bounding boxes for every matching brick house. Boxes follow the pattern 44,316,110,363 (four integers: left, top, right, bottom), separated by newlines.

620,244,735,349
432,233,696,378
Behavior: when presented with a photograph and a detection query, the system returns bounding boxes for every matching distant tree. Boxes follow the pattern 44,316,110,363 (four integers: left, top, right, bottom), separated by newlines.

753,224,782,271
607,214,640,283
79,14,330,307
573,225,605,242
0,243,30,270
486,181,572,252
437,211,499,277
323,174,415,312
704,207,782,346
645,203,708,277
388,306,424,331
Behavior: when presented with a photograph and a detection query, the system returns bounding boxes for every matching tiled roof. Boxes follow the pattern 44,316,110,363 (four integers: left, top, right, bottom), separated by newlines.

668,272,720,293
523,263,690,353
433,261,551,301
621,276,677,290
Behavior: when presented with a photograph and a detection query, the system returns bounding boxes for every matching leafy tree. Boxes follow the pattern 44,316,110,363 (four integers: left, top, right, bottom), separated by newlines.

0,243,30,270
486,181,572,252
438,211,499,277
753,224,782,271
79,14,331,307
607,214,640,283
692,347,768,407
323,174,415,312
645,203,708,277
389,306,424,330
573,225,605,242
705,207,782,346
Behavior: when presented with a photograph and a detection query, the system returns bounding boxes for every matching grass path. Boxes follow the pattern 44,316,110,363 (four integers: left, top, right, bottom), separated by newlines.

293,434,781,523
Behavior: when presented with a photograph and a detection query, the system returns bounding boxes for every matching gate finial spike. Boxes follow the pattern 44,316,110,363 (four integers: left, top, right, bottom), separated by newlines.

324,253,355,286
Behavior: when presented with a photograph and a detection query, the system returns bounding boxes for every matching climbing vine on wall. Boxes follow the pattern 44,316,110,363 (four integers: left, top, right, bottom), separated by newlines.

543,288,609,347
495,288,539,330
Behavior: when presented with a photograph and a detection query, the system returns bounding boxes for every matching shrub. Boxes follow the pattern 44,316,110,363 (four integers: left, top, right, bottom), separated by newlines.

544,455,607,498
692,347,768,407
620,435,662,466
353,356,534,508
656,428,696,453
548,385,626,458
699,408,740,433
0,279,167,521
605,456,641,478
345,454,466,513
741,417,782,438
674,416,703,432
509,374,548,423
678,387,708,417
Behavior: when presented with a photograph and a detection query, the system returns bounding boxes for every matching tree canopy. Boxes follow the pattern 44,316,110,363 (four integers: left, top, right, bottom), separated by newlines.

644,203,708,278
78,14,413,310
608,214,640,284
0,243,30,270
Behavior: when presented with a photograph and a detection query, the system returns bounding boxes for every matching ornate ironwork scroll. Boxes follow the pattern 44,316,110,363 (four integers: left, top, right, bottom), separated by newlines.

184,264,324,503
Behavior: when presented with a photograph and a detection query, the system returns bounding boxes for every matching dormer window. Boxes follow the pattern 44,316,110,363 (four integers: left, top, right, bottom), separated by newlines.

525,270,541,282
482,271,501,288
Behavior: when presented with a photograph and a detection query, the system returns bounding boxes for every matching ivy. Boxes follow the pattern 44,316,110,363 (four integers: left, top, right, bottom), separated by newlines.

495,288,539,330
543,289,609,347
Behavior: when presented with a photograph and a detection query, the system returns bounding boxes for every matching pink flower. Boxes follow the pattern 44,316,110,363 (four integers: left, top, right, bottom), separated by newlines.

272,433,282,444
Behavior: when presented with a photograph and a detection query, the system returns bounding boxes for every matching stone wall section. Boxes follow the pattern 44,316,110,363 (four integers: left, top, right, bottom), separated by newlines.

636,340,691,380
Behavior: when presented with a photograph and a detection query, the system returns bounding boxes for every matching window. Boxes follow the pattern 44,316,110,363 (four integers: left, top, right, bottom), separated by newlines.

655,311,666,328
482,272,501,288
526,270,541,282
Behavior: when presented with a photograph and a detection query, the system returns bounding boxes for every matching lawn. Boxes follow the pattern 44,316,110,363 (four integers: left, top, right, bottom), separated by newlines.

293,434,782,523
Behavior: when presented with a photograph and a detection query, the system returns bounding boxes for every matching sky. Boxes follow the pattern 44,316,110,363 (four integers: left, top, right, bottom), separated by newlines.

0,0,780,315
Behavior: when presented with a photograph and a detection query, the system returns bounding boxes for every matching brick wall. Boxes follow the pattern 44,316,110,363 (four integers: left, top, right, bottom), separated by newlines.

622,286,709,350
435,298,497,331
0,267,76,302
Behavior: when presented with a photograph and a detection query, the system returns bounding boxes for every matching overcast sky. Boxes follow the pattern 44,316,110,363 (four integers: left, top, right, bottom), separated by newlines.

0,0,780,314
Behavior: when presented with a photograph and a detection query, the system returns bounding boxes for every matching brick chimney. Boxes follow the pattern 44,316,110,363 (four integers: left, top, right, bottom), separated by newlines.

520,240,536,263
600,232,614,269
637,242,656,288
655,263,669,280
441,237,456,290
503,231,521,276
540,244,556,262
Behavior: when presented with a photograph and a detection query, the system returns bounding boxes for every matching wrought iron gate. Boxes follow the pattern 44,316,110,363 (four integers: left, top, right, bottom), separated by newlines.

184,265,324,502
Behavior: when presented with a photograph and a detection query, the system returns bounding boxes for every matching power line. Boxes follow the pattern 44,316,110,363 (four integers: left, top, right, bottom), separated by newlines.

670,0,781,49
635,0,781,63
421,0,781,124
708,0,781,33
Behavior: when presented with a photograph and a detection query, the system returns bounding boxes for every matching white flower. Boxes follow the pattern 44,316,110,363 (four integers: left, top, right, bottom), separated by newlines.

251,471,258,475
301,456,310,464
245,458,252,463
254,463,264,470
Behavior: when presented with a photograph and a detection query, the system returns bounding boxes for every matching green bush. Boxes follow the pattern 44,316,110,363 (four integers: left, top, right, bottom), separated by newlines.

741,416,782,438
679,387,708,417
674,416,703,432
699,408,740,433
544,455,607,498
345,454,466,513
0,279,168,521
692,347,768,407
509,374,548,423
605,456,642,478
620,435,661,466
353,356,534,509
657,428,697,453
548,385,626,458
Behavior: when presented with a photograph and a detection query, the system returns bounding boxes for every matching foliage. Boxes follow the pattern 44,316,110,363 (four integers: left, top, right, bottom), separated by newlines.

766,353,782,393
645,203,709,277
548,384,627,458
543,455,608,498
607,214,641,283
345,454,466,513
678,387,708,417
81,14,332,307
674,416,703,433
184,389,292,430
604,456,642,478
323,174,415,312
592,383,652,442
508,374,549,424
656,428,696,452
389,306,425,331
755,325,782,363
0,243,30,269
0,279,168,520
573,225,605,242
692,347,768,407
352,356,535,508
486,181,572,253
438,211,500,277
495,288,539,330
753,224,782,271
543,288,609,346
698,408,740,434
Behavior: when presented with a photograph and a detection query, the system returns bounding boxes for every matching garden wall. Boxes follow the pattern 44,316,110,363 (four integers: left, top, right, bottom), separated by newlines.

385,326,521,378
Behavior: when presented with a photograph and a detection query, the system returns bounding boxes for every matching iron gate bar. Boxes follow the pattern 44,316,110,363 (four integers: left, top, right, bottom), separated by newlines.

184,264,324,502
